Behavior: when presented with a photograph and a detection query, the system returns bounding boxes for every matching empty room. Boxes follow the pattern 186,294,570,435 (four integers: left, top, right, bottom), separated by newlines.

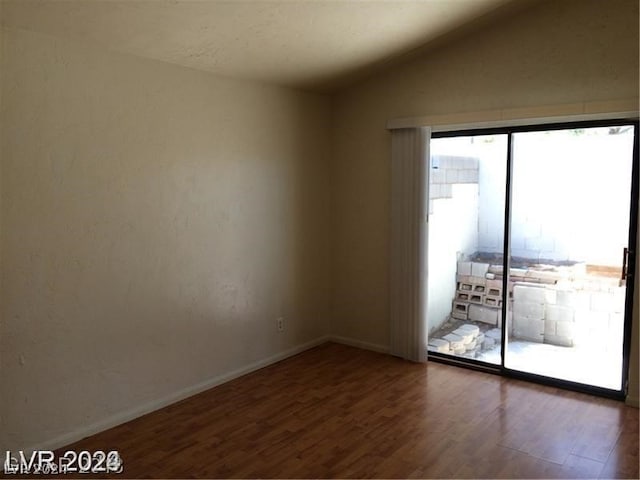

1,0,639,478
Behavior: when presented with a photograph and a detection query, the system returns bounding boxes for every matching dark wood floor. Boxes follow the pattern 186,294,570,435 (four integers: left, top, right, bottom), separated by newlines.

55,342,638,478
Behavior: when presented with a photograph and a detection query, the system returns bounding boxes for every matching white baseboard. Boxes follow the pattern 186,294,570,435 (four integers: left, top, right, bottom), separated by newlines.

626,394,639,408
329,335,390,354
24,335,331,454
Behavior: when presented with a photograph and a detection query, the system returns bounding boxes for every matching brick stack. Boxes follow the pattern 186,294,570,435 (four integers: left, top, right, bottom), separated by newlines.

453,261,503,327
513,280,624,348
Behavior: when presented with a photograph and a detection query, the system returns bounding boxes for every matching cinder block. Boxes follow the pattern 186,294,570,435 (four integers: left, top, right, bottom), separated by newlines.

487,279,503,290
457,261,472,276
513,284,547,304
469,293,484,304
469,304,498,325
471,262,490,278
513,300,545,320
456,291,470,302
484,296,502,308
545,304,575,323
452,301,469,320
458,282,473,292
469,276,487,286
544,319,556,336
453,301,469,313
457,274,472,283
452,311,467,320
513,317,544,343
473,284,486,293
486,286,502,297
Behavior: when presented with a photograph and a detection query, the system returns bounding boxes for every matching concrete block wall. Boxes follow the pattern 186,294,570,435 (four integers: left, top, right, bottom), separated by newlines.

430,155,479,201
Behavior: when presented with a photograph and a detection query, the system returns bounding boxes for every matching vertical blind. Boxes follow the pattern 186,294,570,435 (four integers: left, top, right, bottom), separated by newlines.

389,127,431,362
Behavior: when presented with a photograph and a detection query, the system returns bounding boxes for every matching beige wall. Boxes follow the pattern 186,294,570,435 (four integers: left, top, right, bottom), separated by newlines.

0,26,331,451
330,0,640,392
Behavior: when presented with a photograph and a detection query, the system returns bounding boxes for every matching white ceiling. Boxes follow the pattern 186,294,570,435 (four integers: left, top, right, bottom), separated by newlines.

2,0,519,92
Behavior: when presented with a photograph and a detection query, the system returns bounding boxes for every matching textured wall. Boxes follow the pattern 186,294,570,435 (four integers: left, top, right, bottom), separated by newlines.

330,0,639,365
0,26,331,450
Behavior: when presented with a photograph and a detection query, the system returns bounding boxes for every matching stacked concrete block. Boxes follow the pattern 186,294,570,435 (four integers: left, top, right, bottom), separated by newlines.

450,261,504,335
469,304,498,325
512,284,545,343
541,289,579,347
453,263,493,322
471,262,489,278
452,301,469,320
457,261,472,276
485,279,503,297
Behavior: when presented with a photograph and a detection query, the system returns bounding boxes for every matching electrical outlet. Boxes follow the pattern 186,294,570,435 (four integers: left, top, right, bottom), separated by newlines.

277,317,284,332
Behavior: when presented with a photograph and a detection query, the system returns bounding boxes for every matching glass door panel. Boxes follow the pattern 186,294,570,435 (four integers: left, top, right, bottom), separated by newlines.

427,134,507,365
506,126,635,390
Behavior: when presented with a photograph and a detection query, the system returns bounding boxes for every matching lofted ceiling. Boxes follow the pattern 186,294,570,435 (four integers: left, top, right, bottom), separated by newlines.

1,0,525,92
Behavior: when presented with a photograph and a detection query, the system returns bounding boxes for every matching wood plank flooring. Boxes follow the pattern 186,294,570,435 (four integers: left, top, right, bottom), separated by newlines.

54,342,638,478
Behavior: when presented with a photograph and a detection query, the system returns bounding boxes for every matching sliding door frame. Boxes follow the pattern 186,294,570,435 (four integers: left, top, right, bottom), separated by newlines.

427,117,640,401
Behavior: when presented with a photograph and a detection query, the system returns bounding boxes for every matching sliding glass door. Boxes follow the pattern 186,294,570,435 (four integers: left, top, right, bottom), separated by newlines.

505,125,636,390
426,134,507,366
427,118,638,397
